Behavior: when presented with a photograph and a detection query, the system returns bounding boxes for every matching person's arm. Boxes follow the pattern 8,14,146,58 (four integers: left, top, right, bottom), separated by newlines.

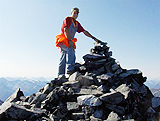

83,30,101,43
64,27,71,40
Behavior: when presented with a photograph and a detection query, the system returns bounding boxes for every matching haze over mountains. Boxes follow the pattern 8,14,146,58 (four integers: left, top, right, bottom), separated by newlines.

0,77,50,101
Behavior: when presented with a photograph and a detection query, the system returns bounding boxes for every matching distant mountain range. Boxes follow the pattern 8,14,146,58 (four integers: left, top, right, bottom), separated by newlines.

150,88,160,97
145,79,160,97
0,77,50,101
145,79,160,89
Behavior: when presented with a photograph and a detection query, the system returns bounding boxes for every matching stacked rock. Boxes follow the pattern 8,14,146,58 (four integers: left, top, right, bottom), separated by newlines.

0,42,159,120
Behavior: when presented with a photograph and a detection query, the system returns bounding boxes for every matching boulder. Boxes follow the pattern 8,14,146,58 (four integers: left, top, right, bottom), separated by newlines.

0,102,45,120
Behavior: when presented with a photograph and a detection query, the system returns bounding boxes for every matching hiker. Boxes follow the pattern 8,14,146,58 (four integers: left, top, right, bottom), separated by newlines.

55,7,101,78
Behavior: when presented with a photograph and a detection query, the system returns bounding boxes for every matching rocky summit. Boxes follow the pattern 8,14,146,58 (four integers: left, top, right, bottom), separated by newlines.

0,41,159,121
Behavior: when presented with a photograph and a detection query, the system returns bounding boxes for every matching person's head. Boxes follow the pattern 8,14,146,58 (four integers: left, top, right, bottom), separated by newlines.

71,7,79,19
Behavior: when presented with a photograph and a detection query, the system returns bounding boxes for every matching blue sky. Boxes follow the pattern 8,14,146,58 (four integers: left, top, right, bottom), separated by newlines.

0,0,159,80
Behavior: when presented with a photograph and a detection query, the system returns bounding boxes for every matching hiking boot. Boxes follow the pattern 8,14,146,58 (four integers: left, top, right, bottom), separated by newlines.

67,70,75,75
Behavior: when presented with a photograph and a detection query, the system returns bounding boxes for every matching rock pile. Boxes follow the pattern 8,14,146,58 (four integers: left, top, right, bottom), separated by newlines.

0,42,159,120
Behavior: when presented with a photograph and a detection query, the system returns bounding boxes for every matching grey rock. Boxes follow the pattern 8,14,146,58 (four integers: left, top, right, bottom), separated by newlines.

42,83,53,94
83,54,105,62
73,88,103,96
100,91,124,104
77,75,95,86
63,81,80,88
115,84,131,99
67,102,79,111
79,65,87,72
119,69,142,78
0,88,24,114
49,113,57,120
4,88,24,103
68,71,81,82
114,68,123,75
105,104,125,115
139,85,148,97
104,61,115,73
0,103,32,120
152,97,160,108
72,112,84,120
90,116,102,121
0,102,46,120
28,94,36,103
106,111,120,121
77,95,102,106
46,90,59,102
56,86,68,98
93,108,103,119
112,63,120,72
94,58,107,63
30,93,47,105
52,77,68,86
97,73,114,84
94,66,106,74
16,101,31,109
20,96,27,102
97,85,109,92
55,103,68,119
147,107,156,113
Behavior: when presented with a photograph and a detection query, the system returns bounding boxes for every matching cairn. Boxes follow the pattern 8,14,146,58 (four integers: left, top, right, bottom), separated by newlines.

0,42,159,120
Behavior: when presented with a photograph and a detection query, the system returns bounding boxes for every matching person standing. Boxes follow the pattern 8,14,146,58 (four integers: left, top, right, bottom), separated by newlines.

55,7,101,79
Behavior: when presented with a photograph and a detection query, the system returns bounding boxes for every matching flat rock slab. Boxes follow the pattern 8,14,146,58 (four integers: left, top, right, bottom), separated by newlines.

73,88,103,96
63,81,80,88
119,69,142,78
77,95,102,106
100,91,124,104
105,104,125,115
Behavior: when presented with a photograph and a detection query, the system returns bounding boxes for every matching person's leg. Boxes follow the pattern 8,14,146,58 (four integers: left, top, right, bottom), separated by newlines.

58,44,68,76
67,47,76,73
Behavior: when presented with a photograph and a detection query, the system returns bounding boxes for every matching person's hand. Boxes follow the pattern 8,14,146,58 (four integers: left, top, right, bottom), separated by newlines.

69,39,74,48
93,37,101,43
